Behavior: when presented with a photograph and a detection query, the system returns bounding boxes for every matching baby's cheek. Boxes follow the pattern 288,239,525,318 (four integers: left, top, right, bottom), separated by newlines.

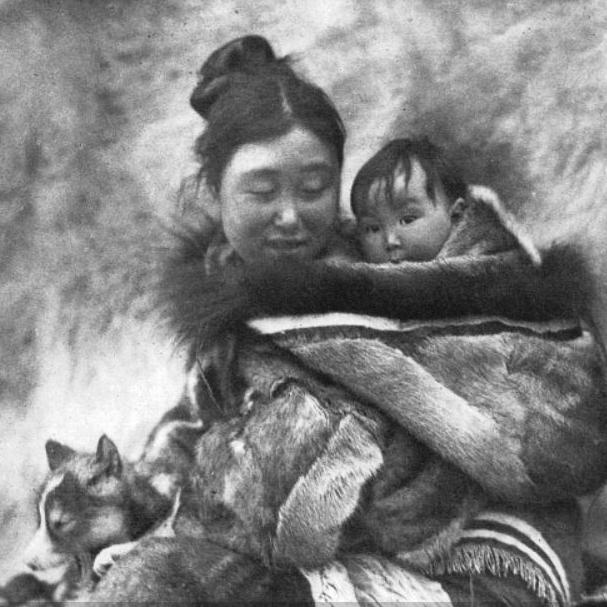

361,238,389,263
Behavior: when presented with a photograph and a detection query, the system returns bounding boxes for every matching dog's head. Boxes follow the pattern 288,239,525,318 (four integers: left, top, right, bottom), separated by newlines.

23,435,130,580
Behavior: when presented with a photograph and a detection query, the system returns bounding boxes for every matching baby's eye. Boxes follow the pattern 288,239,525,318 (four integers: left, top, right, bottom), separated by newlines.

363,225,381,235
399,216,417,225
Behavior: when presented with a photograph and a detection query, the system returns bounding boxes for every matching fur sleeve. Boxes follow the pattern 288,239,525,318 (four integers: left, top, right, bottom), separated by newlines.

159,244,590,350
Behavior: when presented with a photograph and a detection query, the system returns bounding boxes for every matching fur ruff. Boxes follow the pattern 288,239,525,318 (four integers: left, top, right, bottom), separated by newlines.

160,243,589,350
158,186,591,349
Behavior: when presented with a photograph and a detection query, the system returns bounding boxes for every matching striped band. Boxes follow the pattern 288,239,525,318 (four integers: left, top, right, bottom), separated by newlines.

457,510,570,605
249,312,579,336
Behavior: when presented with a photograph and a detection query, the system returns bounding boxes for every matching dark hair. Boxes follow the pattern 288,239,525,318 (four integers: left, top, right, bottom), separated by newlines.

190,35,346,193
351,138,467,216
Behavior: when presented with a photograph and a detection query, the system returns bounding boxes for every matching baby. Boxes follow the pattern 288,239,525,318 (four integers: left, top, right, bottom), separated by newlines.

349,137,532,264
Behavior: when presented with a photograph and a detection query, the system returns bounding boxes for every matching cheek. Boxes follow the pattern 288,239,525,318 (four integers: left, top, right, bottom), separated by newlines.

299,193,338,238
429,215,452,249
410,216,451,259
361,236,389,263
222,198,268,251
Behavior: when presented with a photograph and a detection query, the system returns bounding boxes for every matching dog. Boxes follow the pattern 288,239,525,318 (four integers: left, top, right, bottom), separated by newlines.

17,424,205,603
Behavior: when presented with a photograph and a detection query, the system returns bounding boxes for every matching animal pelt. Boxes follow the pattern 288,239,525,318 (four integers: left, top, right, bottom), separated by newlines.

77,535,312,606
178,378,484,571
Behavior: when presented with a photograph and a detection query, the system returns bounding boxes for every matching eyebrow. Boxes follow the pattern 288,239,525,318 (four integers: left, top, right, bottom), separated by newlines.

298,162,334,174
240,161,334,179
396,197,424,208
239,169,278,181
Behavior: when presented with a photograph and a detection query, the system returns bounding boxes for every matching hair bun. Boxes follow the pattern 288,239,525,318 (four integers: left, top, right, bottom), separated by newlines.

190,35,278,118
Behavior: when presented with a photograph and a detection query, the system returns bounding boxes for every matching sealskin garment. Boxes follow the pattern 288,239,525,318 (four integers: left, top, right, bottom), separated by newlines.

159,188,607,606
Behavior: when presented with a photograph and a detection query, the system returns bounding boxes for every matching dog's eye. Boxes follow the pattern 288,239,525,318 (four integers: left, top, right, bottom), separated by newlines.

49,516,75,534
86,472,107,487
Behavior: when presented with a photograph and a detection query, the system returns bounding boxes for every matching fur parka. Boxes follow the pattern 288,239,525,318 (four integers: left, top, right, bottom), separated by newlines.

158,187,607,605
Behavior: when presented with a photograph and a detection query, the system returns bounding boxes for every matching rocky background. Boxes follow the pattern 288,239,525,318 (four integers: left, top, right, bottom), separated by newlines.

1,0,607,576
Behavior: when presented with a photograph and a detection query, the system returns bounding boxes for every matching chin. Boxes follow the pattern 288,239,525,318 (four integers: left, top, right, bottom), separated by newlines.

263,246,316,264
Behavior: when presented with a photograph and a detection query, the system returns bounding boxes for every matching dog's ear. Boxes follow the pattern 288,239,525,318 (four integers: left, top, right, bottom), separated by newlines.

95,435,122,478
45,440,76,471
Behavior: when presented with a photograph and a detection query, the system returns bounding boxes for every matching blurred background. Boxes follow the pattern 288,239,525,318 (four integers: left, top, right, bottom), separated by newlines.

1,0,607,577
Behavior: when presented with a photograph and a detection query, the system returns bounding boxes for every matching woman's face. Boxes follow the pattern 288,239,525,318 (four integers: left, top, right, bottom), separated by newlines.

217,127,340,266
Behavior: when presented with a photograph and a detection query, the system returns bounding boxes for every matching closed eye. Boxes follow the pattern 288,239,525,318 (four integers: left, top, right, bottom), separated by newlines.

299,167,333,198
247,188,276,201
299,184,328,199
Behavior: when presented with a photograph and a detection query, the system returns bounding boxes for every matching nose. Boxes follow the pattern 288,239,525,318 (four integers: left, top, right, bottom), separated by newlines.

273,202,300,231
385,230,402,251
26,558,41,572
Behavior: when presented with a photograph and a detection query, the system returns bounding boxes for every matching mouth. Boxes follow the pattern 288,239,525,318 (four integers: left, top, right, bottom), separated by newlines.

265,238,309,252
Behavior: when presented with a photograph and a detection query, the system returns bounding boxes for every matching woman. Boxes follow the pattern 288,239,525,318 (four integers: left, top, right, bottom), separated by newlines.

91,36,607,606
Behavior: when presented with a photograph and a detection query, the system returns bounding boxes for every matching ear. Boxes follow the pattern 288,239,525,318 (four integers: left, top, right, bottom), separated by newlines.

450,197,468,223
95,435,122,478
45,440,76,471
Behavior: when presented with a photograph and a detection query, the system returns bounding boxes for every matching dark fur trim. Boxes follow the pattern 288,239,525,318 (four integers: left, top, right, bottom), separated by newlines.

158,225,590,350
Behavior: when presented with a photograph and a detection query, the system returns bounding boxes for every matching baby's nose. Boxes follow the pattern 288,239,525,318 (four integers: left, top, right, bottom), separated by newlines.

385,231,402,250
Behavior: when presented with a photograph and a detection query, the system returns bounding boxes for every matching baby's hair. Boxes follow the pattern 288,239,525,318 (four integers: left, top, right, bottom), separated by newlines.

351,138,466,216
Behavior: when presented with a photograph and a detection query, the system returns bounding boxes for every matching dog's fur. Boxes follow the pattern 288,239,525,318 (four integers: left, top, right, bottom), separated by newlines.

18,434,177,600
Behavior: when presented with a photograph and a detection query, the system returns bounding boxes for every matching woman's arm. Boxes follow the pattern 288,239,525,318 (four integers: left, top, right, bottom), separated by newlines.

177,247,588,338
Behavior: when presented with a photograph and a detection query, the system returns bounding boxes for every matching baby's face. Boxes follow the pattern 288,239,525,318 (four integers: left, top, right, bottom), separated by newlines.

355,158,452,263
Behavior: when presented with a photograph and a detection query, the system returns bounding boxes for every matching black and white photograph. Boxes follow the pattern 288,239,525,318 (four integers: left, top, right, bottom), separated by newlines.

1,1,607,604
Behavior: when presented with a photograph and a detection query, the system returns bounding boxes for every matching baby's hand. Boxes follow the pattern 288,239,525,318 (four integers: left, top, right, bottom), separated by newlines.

93,541,137,578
